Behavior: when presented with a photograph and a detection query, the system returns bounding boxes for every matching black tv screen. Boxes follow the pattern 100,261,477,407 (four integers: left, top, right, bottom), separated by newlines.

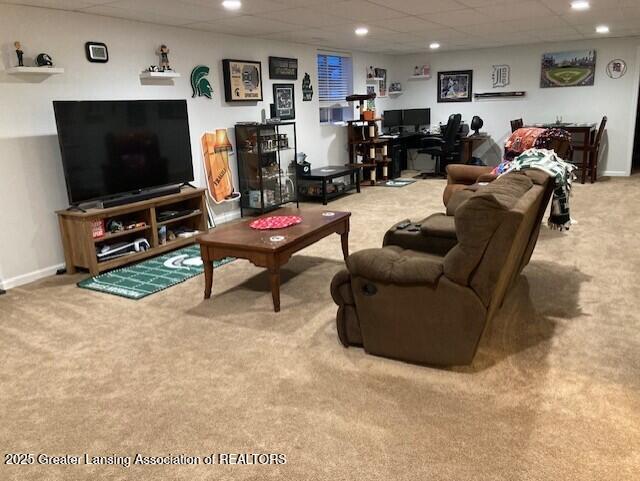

53,100,194,204
383,109,403,130
403,108,430,128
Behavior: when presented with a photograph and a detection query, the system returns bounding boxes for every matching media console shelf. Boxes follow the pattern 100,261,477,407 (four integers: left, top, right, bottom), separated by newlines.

56,188,208,276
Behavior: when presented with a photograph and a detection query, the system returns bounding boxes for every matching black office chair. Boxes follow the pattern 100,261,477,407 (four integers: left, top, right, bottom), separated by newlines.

415,113,462,178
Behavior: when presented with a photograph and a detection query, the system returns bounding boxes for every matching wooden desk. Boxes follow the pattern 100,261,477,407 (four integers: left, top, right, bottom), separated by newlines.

460,134,490,163
198,208,350,312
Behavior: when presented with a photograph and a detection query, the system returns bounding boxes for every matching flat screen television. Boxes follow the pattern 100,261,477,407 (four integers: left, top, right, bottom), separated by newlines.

53,99,194,205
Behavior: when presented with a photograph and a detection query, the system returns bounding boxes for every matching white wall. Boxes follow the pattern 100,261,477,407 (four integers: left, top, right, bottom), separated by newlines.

387,38,640,171
0,4,392,289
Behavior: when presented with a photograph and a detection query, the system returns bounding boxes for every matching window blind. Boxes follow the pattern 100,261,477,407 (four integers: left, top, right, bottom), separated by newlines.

317,53,353,103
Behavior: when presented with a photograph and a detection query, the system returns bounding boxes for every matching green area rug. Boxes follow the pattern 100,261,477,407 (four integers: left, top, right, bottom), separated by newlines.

78,245,233,300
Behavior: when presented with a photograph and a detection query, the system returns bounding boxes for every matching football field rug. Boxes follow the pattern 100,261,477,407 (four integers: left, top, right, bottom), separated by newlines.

78,245,233,300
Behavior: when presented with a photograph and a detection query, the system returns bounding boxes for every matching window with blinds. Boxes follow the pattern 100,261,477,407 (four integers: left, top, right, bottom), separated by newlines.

317,53,353,103
317,52,353,124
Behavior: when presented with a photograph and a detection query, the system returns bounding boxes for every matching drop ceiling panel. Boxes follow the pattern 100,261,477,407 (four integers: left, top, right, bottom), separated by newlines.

424,8,493,27
258,7,350,28
369,16,445,33
322,0,406,21
369,0,467,15
2,0,640,53
186,15,297,35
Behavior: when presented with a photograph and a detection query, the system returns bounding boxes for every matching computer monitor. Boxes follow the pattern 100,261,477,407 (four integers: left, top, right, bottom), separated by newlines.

403,108,431,131
383,110,403,132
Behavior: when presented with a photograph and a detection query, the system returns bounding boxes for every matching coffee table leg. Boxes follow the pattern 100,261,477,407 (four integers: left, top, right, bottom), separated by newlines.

204,259,213,299
341,230,349,260
269,266,281,312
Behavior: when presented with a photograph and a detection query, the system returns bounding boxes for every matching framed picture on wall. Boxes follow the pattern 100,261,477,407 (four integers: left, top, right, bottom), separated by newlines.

272,83,295,120
269,56,298,80
222,59,263,102
540,50,596,88
437,70,473,102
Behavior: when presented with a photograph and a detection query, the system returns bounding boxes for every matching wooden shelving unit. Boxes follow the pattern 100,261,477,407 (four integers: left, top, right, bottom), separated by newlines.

56,188,208,276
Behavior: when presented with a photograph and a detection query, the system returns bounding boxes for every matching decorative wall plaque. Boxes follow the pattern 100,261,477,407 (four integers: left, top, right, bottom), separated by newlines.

269,56,298,80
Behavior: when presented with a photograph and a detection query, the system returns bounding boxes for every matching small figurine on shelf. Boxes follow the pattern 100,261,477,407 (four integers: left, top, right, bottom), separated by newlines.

414,65,420,76
14,41,24,67
158,44,171,71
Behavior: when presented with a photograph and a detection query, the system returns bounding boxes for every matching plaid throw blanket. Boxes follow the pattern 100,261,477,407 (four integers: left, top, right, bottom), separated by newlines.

504,127,572,161
500,149,576,231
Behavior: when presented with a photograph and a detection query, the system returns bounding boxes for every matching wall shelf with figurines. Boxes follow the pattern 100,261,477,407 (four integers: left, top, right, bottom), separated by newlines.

140,71,181,79
140,44,179,81
7,66,64,75
8,41,63,76
410,64,431,80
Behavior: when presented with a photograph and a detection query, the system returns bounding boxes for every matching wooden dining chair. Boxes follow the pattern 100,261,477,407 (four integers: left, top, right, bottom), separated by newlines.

584,116,607,183
510,118,524,132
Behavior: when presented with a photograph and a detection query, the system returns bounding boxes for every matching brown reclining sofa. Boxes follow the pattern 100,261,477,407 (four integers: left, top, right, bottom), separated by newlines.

330,170,554,366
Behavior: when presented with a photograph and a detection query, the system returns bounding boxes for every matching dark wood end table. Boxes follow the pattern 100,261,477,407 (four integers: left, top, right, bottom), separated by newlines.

298,165,360,205
197,208,350,312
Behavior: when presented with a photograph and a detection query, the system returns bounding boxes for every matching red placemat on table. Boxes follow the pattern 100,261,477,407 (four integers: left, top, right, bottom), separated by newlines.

249,215,302,230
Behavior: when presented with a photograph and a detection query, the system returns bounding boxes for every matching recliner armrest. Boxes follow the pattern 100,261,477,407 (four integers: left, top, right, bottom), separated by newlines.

446,164,493,184
477,172,498,183
347,248,443,285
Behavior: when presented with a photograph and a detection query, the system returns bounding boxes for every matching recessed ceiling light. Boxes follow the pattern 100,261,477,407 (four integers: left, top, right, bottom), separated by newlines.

355,27,369,36
222,0,241,10
429,42,440,49
570,1,590,10
596,25,610,33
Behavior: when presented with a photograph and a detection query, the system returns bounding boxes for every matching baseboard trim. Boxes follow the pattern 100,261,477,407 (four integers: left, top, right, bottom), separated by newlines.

213,209,242,224
1,263,65,291
602,170,628,177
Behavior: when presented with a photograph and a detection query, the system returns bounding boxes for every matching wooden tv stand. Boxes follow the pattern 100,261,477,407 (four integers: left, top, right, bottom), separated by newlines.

56,188,208,276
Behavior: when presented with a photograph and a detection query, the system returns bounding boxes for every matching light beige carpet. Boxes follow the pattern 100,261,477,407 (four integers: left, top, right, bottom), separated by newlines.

1,175,639,480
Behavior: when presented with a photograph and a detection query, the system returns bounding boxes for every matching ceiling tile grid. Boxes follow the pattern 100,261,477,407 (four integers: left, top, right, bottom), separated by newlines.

1,0,639,53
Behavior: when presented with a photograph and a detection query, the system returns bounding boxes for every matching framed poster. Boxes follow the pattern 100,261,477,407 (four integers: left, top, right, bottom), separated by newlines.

222,59,263,102
269,56,298,80
272,83,295,120
437,70,473,102
540,50,596,88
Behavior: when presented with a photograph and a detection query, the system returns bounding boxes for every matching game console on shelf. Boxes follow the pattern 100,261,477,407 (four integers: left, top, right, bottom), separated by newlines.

97,238,150,262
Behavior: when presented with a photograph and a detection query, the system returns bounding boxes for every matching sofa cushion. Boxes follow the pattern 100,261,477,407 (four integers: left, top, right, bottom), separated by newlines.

443,173,533,287
420,213,457,239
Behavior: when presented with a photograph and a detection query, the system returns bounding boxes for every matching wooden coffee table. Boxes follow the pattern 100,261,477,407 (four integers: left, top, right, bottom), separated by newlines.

197,208,350,312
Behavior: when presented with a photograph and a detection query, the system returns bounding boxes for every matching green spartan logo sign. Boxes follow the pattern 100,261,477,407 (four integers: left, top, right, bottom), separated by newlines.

191,65,213,99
